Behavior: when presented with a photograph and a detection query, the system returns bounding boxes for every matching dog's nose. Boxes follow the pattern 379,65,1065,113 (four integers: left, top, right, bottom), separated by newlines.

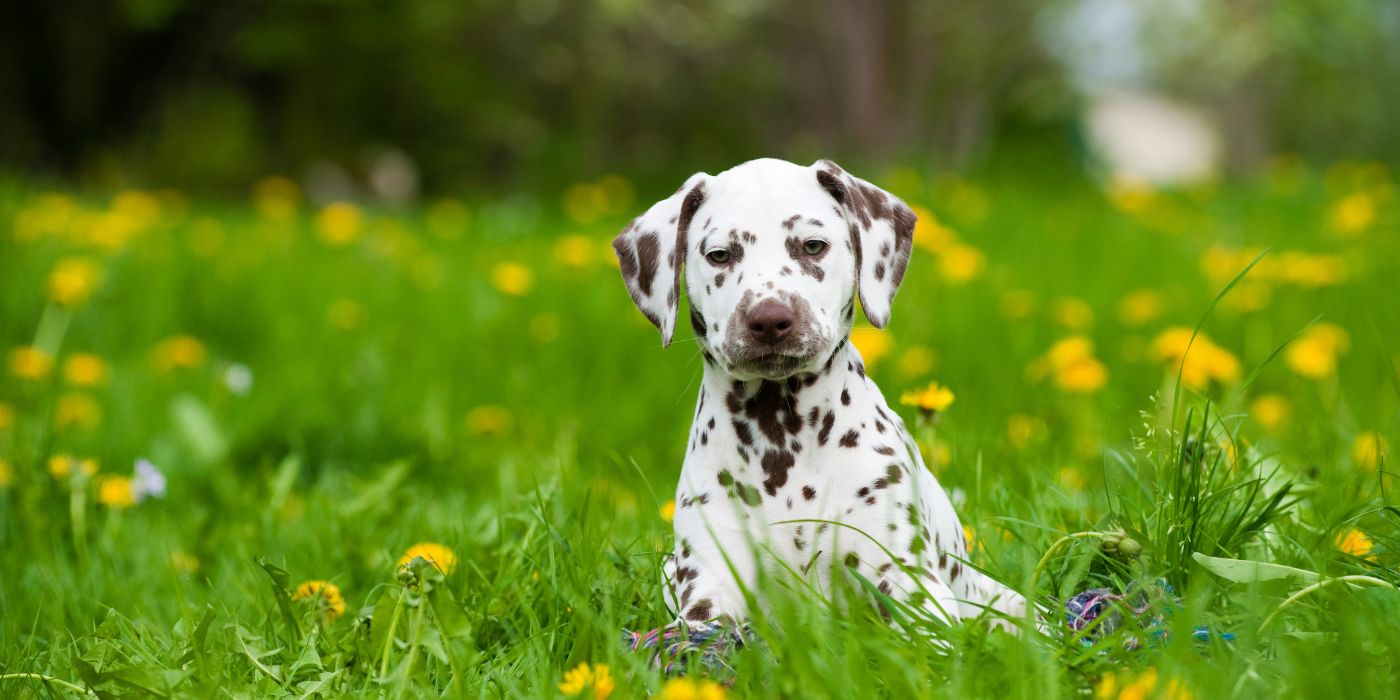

746,300,796,345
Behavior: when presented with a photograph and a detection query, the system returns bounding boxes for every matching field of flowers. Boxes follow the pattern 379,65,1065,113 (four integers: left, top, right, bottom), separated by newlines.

1,160,1398,698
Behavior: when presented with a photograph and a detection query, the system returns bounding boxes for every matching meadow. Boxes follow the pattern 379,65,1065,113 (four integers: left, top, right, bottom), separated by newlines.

1,159,1398,698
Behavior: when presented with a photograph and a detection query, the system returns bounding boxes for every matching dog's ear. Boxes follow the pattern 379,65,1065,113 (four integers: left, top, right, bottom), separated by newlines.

811,159,916,329
612,172,709,347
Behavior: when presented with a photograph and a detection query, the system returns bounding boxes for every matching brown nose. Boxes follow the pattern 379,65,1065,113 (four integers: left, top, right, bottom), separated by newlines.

746,299,796,345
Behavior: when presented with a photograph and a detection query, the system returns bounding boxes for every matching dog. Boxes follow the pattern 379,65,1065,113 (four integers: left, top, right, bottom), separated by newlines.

612,158,1027,631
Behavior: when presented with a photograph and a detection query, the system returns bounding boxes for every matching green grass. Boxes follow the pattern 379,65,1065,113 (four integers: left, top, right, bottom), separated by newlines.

1,162,1399,698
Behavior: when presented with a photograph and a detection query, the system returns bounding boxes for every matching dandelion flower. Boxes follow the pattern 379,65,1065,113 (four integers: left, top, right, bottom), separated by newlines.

555,234,598,268
563,183,608,225
1335,528,1374,559
465,405,512,436
654,677,727,700
901,381,955,414
1250,394,1290,432
252,176,300,219
170,550,201,573
660,500,676,522
1117,289,1165,326
9,346,54,381
1036,337,1108,394
48,455,98,479
849,327,891,367
1285,323,1349,380
1328,191,1376,235
64,353,109,387
558,662,613,699
0,401,14,431
1006,414,1042,450
896,345,936,377
315,202,362,246
292,580,347,620
1352,432,1389,470
54,393,102,431
398,542,457,574
47,257,103,307
1050,297,1094,331
151,335,207,371
491,262,534,296
98,475,136,508
937,244,985,283
1150,327,1240,390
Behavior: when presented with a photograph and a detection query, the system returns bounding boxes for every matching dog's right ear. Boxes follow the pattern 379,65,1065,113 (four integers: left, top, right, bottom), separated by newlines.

612,172,709,347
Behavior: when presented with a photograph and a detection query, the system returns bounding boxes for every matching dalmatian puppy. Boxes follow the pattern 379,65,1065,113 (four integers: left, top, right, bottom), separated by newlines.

612,158,1028,631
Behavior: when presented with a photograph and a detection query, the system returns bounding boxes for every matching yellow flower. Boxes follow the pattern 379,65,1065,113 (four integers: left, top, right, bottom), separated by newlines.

398,542,457,574
55,393,102,431
465,405,512,436
1328,191,1376,235
48,257,105,307
426,198,470,240
1036,336,1108,394
911,205,958,254
963,525,976,552
937,244,985,283
151,335,207,371
849,327,891,367
660,500,676,522
559,662,614,699
327,299,366,331
1251,394,1290,432
1285,323,1349,380
1117,289,1165,326
0,459,11,488
64,353,109,387
1050,297,1094,331
901,381,955,414
1352,432,1389,470
598,175,635,215
1097,668,1173,700
654,677,727,700
1057,467,1086,490
292,580,347,620
0,401,12,431
252,176,301,219
315,202,363,246
1150,327,1240,390
10,346,55,381
563,183,609,225
491,262,535,296
171,550,201,572
48,455,98,479
555,234,598,268
1107,180,1159,216
896,345,936,377
98,475,135,508
1335,528,1374,559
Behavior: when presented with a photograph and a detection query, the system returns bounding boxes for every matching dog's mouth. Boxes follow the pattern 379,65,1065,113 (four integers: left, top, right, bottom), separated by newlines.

729,351,813,378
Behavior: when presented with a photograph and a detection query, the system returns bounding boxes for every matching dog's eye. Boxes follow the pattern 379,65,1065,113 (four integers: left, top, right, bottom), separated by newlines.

802,239,827,256
705,249,731,264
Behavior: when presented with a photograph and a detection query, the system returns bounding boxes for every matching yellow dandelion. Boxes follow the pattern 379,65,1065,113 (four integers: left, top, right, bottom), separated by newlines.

660,500,676,522
555,234,598,268
170,550,201,573
911,205,958,254
398,542,457,574
1117,289,1165,326
1038,336,1108,394
292,580,347,620
1150,327,1240,390
10,346,55,381
0,401,13,431
64,353,109,387
963,525,976,552
465,405,512,436
1057,467,1087,490
54,393,102,431
491,262,535,296
1328,191,1376,235
98,475,136,509
252,176,301,219
563,183,609,225
937,244,985,284
1050,297,1094,331
895,345,936,378
326,299,366,331
558,662,613,699
315,202,362,246
1006,414,1042,450
1250,394,1290,432
151,335,207,372
654,676,727,700
47,257,104,307
598,175,635,215
849,327,891,367
48,455,98,479
1352,432,1389,470
1285,324,1349,380
1335,528,1374,559
900,381,955,414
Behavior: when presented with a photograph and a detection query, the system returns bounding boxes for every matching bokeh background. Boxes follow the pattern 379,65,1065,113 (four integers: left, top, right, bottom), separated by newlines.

2,1,1400,697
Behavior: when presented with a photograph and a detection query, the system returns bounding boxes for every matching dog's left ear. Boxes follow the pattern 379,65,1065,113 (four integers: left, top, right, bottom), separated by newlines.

612,172,709,347
810,159,916,329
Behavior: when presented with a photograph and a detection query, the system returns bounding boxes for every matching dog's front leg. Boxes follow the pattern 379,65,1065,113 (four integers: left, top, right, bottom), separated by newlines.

665,505,759,625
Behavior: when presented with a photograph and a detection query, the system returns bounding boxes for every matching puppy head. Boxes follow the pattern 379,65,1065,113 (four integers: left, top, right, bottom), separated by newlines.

613,158,916,380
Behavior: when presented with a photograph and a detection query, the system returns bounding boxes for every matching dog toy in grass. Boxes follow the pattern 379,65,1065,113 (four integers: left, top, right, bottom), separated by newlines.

1064,581,1236,649
621,621,752,677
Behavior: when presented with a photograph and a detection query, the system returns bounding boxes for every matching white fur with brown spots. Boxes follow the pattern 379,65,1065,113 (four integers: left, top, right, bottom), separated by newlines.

613,158,1028,632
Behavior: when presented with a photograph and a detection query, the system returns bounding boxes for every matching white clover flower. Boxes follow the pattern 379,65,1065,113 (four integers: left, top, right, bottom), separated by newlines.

223,363,253,396
132,458,166,502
